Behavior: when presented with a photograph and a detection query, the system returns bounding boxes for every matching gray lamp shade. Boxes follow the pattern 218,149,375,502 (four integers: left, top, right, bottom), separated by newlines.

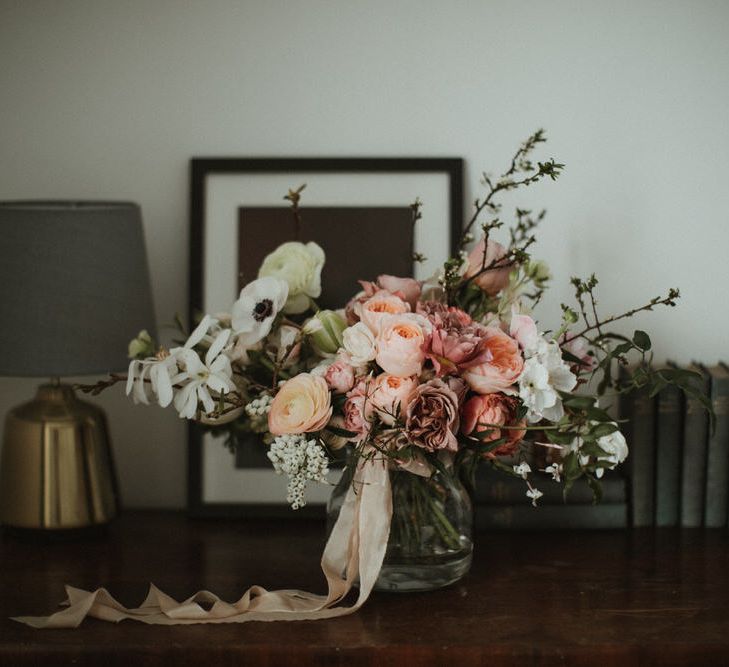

0,201,157,377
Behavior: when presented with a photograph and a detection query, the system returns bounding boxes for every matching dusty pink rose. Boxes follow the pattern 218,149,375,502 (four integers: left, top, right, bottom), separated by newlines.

371,373,417,425
358,290,410,334
465,238,511,295
461,392,526,457
375,313,430,377
343,377,376,441
324,359,356,394
376,275,422,309
405,378,460,452
423,322,492,376
268,373,333,435
417,301,472,329
462,326,524,395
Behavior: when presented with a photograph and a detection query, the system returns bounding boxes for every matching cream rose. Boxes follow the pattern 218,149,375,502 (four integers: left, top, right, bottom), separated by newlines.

371,373,417,425
258,241,325,314
375,313,430,377
268,373,333,435
342,322,377,367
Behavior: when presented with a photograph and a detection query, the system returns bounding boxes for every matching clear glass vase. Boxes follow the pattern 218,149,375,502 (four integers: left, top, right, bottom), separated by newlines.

327,458,473,592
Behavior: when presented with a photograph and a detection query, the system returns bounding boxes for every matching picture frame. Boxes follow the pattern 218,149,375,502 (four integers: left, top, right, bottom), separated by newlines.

188,157,464,517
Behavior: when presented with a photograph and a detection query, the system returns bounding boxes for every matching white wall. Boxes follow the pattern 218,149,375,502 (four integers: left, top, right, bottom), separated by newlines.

1,0,727,508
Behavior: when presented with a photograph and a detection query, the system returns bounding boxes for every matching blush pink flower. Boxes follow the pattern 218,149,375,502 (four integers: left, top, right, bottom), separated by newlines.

324,358,356,394
375,313,430,377
371,373,417,425
268,373,333,435
342,377,376,441
559,334,597,371
462,326,524,395
461,392,526,458
358,291,410,334
510,311,539,356
465,238,511,295
376,275,422,309
405,378,460,452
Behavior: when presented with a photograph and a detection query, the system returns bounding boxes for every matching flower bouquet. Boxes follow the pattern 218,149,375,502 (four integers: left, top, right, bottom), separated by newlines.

67,130,708,621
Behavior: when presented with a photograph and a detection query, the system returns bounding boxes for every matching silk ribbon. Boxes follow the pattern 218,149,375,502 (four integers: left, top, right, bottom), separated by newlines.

13,454,392,629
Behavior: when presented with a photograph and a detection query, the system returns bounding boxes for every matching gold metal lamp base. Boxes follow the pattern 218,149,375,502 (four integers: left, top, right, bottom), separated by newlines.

0,383,119,530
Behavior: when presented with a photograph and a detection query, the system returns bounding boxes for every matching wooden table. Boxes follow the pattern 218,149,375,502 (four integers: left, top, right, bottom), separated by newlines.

1,511,728,666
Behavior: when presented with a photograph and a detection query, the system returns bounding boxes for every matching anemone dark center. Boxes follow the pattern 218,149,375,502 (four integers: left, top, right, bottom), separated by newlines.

253,299,274,322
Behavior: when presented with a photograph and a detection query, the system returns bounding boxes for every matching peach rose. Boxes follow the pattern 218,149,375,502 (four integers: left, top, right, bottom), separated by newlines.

375,313,430,377
461,392,526,457
371,373,417,425
268,373,333,435
358,291,410,334
462,326,524,394
465,238,511,295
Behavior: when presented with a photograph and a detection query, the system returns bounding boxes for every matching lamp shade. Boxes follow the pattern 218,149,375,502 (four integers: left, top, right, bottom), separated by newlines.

0,201,157,377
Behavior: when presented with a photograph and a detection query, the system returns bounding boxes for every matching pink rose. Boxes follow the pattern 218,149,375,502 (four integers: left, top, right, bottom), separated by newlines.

375,313,430,377
358,290,410,334
465,238,511,295
423,322,492,376
371,373,417,425
405,378,460,452
343,377,376,441
462,326,524,395
324,358,356,394
461,392,526,457
268,373,333,435
376,275,422,309
509,312,539,356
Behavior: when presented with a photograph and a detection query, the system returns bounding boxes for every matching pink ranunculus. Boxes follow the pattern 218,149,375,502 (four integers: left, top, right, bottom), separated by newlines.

358,290,410,334
375,313,430,377
324,358,356,394
461,392,526,458
342,377,376,441
268,373,333,435
462,326,524,395
405,378,460,452
371,373,417,425
465,238,511,295
509,311,539,356
422,323,492,376
376,275,422,309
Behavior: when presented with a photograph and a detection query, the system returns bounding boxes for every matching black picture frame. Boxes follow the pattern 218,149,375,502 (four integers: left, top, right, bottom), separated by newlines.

188,157,464,517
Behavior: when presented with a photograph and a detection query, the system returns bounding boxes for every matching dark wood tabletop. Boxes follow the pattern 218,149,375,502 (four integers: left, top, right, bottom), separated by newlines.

1,511,728,666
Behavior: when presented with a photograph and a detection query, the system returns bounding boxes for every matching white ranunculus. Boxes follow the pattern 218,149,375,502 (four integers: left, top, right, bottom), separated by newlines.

258,241,325,314
342,322,377,368
595,429,629,478
232,276,289,347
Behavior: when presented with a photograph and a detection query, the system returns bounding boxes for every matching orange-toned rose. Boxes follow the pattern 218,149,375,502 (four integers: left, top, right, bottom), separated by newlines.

461,392,526,457
462,326,524,394
358,291,410,334
268,373,333,435
465,239,511,295
371,373,417,425
375,314,430,377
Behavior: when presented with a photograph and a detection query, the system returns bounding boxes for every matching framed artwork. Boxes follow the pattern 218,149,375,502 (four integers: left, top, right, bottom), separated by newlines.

188,157,464,517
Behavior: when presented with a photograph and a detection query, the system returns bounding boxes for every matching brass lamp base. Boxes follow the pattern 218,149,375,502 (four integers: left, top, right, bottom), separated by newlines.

0,383,119,529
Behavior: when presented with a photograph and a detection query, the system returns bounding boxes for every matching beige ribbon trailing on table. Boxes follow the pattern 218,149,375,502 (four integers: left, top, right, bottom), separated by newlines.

13,454,392,629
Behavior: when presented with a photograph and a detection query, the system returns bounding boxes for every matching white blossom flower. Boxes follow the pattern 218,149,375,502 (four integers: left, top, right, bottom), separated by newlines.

258,241,325,314
526,486,543,506
342,322,377,368
268,434,330,509
544,463,563,482
172,321,235,419
231,276,289,347
513,462,531,479
126,352,180,408
594,429,628,478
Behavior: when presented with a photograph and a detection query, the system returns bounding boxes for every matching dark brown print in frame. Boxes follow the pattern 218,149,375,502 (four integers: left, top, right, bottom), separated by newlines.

235,206,414,468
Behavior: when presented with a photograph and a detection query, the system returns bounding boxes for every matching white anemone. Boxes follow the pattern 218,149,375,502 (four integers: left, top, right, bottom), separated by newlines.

231,276,289,347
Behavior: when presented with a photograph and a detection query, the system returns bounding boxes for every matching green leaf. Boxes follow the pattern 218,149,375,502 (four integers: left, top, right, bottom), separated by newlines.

324,425,358,439
632,330,651,351
590,422,619,439
586,475,603,504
